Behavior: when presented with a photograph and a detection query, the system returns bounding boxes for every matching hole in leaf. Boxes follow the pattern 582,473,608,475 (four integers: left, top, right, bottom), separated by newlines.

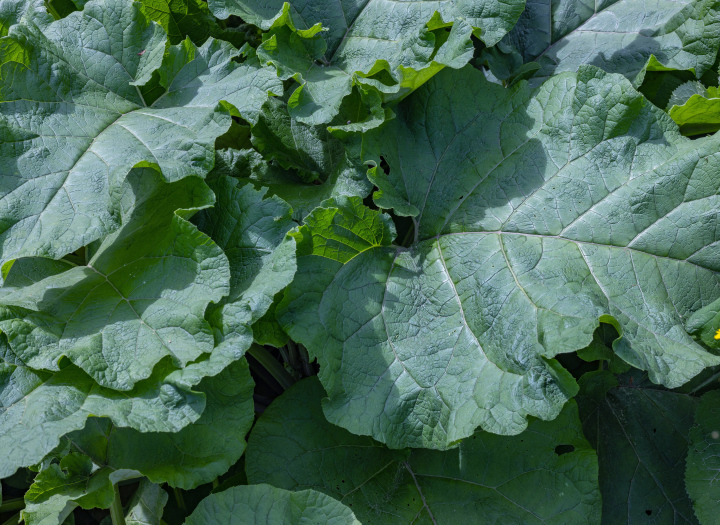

645,510,652,516
554,444,575,456
379,156,390,175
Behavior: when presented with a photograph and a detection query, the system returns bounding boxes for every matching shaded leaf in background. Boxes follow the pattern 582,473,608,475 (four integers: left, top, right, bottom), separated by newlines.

247,377,601,524
578,370,700,524
686,390,720,523
0,0,281,266
185,484,360,525
504,0,720,86
208,0,525,125
278,64,720,449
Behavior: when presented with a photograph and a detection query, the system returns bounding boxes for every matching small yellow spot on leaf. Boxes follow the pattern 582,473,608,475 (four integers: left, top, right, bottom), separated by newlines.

715,328,720,340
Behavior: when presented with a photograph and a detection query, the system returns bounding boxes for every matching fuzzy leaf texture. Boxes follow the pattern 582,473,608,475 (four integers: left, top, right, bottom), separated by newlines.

278,64,720,449
504,0,720,86
0,0,281,267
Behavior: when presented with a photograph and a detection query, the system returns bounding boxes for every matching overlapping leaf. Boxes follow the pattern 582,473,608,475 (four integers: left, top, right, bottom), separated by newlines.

247,377,601,524
577,371,700,524
0,354,204,479
211,94,373,220
504,0,720,86
208,0,525,125
0,0,281,266
278,64,720,449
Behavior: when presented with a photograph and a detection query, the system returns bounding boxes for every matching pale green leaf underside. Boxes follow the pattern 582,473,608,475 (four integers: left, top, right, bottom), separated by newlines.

578,371,699,524
247,377,601,525
65,359,255,490
505,0,720,86
0,0,281,266
279,65,720,449
686,390,720,524
185,484,360,525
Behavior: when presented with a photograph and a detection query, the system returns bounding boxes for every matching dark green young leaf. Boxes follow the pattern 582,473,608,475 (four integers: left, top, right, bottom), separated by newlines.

278,64,720,449
185,484,360,525
247,377,601,524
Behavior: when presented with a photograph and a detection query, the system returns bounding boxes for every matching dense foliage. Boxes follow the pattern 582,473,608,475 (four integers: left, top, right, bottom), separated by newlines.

0,0,719,523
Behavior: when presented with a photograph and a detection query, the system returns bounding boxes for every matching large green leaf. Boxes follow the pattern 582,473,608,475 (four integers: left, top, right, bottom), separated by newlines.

207,0,524,125
0,0,281,266
686,390,720,523
0,169,229,390
578,370,700,524
246,377,601,524
186,484,360,525
504,0,720,86
0,355,204,479
277,65,720,449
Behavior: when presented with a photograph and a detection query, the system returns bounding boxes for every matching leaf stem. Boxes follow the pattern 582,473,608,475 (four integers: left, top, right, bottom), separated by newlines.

109,483,126,525
0,498,24,514
173,487,186,514
247,344,296,390
690,368,720,394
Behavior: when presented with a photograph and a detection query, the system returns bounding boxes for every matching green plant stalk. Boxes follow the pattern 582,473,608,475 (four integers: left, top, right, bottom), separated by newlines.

109,484,126,525
0,511,20,525
691,369,720,394
0,498,24,514
247,344,296,390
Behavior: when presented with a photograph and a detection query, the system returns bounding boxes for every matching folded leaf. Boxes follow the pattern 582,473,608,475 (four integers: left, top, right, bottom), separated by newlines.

278,65,720,449
504,0,720,86
686,389,720,523
0,0,281,266
185,484,360,525
0,169,230,390
578,370,700,524
247,377,601,524
208,0,525,124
